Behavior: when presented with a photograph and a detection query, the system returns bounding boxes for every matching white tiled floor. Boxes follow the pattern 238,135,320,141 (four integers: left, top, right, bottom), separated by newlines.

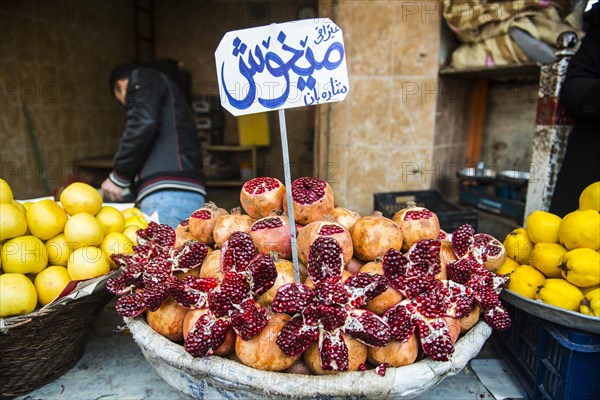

15,299,522,400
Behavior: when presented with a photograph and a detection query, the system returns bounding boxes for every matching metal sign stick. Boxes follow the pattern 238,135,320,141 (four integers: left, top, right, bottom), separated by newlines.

278,109,300,283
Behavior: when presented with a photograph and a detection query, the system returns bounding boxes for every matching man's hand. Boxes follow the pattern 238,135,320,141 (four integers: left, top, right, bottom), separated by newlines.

101,178,124,202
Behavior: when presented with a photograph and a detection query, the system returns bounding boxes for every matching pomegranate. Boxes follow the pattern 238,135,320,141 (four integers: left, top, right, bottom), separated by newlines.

240,177,286,219
212,207,255,248
359,259,403,316
392,201,440,251
444,316,462,343
249,212,292,259
175,218,194,248
473,233,507,272
296,220,353,266
438,229,448,241
438,240,456,281
147,297,189,341
367,333,418,367
329,207,361,230
345,257,365,275
350,212,403,261
303,269,352,288
284,358,313,375
189,202,228,245
174,266,201,280
303,333,367,375
235,312,299,371
283,177,334,225
257,255,297,308
183,309,236,356
460,303,481,334
199,249,224,282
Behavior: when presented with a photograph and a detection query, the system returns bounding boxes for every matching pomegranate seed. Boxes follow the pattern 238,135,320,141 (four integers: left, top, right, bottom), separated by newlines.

243,177,281,195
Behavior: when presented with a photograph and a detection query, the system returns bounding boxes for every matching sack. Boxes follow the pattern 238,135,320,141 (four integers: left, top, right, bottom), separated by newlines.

442,0,583,68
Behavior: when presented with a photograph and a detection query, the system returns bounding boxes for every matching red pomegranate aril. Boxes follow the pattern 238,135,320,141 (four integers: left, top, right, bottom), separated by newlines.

240,177,286,219
297,221,353,267
303,332,367,374
183,309,236,356
359,260,403,316
283,177,335,225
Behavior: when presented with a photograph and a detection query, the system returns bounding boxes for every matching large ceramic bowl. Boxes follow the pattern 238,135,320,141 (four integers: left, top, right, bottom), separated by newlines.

125,317,492,399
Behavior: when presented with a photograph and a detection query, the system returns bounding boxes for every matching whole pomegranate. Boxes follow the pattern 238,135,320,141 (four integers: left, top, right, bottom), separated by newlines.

350,212,403,261
329,207,361,230
345,257,365,275
235,312,299,371
212,207,255,248
303,333,367,375
240,177,286,219
367,333,418,367
359,260,403,316
189,202,228,245
147,297,189,341
249,212,292,259
199,249,224,282
296,221,353,266
183,309,236,356
283,177,334,225
392,202,440,251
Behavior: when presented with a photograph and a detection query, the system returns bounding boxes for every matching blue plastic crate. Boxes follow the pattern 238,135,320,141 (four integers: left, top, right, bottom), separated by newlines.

495,302,600,400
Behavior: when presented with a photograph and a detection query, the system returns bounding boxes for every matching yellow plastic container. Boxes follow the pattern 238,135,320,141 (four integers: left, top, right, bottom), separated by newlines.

238,113,270,146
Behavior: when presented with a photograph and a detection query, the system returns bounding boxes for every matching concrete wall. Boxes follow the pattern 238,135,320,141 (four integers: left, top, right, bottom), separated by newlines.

0,0,134,199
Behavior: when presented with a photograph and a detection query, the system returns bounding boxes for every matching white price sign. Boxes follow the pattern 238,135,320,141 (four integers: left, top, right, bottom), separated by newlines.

215,18,349,116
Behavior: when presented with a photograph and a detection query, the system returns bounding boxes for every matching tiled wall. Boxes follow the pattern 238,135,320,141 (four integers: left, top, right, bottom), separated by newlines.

0,0,135,199
319,0,441,215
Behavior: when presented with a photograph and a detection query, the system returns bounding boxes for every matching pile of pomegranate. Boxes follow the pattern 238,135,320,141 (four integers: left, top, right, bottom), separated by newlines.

107,176,511,376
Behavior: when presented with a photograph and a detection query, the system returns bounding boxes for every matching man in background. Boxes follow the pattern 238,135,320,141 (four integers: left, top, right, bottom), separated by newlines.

102,64,206,227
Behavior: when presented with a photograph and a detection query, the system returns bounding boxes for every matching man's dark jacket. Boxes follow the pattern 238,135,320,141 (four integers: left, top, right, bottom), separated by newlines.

109,67,206,201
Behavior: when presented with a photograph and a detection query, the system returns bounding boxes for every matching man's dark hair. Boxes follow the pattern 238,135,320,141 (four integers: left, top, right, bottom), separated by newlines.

109,64,137,93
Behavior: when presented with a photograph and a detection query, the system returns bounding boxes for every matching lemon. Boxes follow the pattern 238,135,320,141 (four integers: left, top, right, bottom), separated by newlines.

503,227,534,265
34,265,71,306
525,210,561,244
45,233,72,266
67,246,110,281
529,242,567,278
507,264,546,299
496,257,519,276
122,207,143,220
582,284,600,295
536,278,584,312
64,213,104,249
96,205,126,234
59,182,103,216
558,209,600,250
11,200,26,214
559,248,600,288
121,225,140,244
580,288,600,316
579,181,600,211
0,203,28,241
125,215,148,229
0,273,38,317
25,199,68,241
1,235,48,274
100,232,134,269
0,178,14,203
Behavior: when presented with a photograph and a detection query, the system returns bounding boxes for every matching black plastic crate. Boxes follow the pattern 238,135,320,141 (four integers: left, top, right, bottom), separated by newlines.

494,302,600,400
373,190,479,233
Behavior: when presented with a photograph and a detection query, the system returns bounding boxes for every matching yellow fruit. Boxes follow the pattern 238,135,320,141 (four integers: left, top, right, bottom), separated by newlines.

1,235,48,274
503,228,534,265
559,248,600,288
59,182,103,216
496,257,519,276
11,200,26,214
558,210,600,250
580,288,600,316
34,265,71,306
121,225,140,244
535,278,584,312
45,233,72,266
0,203,27,241
0,273,37,317
122,207,143,220
525,210,561,244
25,199,68,241
507,265,546,299
96,205,126,234
64,213,104,249
582,285,600,295
67,246,110,281
529,242,568,278
0,178,14,203
125,215,148,229
100,232,134,269
579,181,600,211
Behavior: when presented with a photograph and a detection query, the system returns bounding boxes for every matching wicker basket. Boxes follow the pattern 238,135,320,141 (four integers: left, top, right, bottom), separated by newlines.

125,316,493,399
0,274,115,399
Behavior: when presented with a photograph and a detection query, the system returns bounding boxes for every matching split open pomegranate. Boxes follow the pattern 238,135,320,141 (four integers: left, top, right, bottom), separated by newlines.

240,177,286,219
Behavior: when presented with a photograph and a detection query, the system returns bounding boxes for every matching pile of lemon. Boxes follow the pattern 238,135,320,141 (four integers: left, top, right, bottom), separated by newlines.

0,179,148,318
498,181,600,317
